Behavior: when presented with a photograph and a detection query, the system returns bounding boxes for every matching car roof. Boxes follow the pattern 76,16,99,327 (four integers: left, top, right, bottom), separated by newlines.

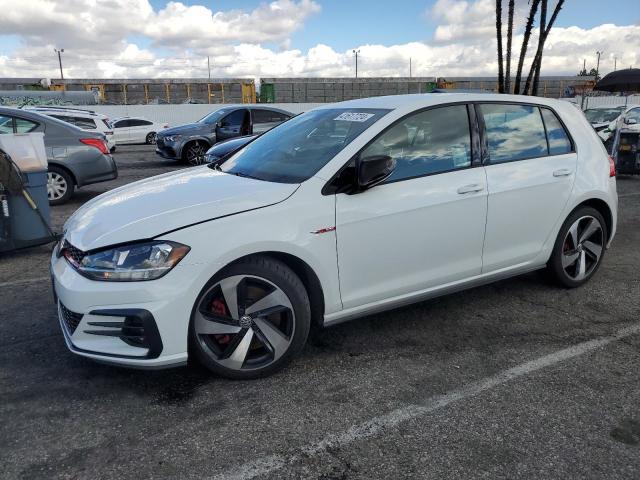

24,106,108,119
0,106,101,136
314,93,570,111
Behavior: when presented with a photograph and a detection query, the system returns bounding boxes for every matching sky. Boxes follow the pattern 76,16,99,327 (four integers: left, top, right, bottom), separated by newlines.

0,0,638,80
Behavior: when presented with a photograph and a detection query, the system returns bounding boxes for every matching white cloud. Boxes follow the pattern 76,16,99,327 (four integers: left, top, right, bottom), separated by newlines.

0,0,637,81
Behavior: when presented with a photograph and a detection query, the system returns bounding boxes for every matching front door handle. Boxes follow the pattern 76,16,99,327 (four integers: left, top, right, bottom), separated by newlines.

553,168,572,177
457,184,484,194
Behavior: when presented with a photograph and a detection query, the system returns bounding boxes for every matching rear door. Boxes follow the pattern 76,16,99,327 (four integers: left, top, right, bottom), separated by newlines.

479,103,576,272
334,104,488,309
112,119,132,143
252,109,290,134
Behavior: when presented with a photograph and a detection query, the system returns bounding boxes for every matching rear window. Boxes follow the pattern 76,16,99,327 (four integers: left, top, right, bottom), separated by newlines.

480,104,548,163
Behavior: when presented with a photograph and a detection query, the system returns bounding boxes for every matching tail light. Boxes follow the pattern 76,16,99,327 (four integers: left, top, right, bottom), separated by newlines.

608,155,616,177
80,138,109,154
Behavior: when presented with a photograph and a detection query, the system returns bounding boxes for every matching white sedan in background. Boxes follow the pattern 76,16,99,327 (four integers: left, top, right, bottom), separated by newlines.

112,117,169,145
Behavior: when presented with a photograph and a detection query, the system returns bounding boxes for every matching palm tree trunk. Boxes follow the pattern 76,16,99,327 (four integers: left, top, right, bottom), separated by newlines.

528,0,566,95
496,0,504,93
513,0,541,94
524,0,547,95
504,0,515,93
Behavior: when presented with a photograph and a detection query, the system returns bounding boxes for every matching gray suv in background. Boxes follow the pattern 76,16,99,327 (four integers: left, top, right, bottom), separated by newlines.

0,107,117,205
155,105,292,164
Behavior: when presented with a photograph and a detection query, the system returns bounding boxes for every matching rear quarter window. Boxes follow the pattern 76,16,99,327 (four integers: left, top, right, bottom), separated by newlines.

540,108,573,155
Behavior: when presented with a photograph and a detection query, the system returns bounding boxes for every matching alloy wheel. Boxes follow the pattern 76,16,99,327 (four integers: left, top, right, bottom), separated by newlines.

146,132,157,145
185,144,205,165
47,172,68,201
194,274,296,371
561,215,604,281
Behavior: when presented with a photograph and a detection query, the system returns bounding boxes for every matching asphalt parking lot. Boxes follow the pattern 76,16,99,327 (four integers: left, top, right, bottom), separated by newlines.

1,144,639,480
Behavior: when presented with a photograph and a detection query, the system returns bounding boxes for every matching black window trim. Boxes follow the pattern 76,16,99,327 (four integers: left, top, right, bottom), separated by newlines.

474,101,576,166
322,101,480,195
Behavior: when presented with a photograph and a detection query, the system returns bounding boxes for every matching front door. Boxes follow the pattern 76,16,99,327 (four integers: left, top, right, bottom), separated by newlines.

216,109,248,141
335,104,488,309
478,103,577,272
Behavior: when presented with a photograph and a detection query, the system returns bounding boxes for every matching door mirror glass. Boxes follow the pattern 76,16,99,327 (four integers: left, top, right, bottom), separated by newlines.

357,155,395,190
625,117,638,125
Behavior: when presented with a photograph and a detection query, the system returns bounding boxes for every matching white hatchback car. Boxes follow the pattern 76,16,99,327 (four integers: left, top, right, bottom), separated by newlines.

51,94,617,378
111,117,169,145
24,106,116,152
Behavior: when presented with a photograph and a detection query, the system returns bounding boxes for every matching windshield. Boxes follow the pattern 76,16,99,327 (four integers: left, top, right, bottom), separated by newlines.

198,109,229,125
584,108,623,124
218,108,390,183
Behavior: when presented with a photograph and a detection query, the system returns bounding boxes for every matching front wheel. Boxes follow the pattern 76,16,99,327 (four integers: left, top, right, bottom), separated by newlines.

146,132,157,145
189,256,311,379
182,142,206,165
546,206,607,288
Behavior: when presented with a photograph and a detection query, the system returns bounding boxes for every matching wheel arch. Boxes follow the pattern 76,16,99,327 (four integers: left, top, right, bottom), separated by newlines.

48,162,77,186
225,251,326,329
573,198,613,241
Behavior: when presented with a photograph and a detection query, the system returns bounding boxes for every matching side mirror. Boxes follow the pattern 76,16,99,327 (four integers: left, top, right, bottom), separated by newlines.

216,121,223,128
356,155,396,191
625,118,638,125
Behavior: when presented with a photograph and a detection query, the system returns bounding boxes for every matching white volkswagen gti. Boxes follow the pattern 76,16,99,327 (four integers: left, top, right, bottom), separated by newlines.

51,94,617,378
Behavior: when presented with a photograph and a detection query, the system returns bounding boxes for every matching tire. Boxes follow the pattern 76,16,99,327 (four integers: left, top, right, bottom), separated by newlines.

146,132,157,145
181,141,207,165
546,206,607,288
189,255,311,379
47,166,74,205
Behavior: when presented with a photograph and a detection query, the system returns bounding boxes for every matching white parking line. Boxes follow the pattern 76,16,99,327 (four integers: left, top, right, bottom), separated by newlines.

213,323,640,480
619,192,640,198
0,276,49,289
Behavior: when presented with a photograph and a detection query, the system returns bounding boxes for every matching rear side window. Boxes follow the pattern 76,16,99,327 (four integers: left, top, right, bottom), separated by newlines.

0,115,14,133
15,118,38,133
362,105,472,182
480,104,547,163
102,119,112,129
130,119,152,127
73,117,97,129
540,108,572,155
253,109,289,124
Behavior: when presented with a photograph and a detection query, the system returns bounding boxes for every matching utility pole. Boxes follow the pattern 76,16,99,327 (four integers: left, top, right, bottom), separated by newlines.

353,49,360,78
54,48,64,79
614,56,617,71
582,58,586,74
409,57,412,78
207,56,211,79
595,50,603,81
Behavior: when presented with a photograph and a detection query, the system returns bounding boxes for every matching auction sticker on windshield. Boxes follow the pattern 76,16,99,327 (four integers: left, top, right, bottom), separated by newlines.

334,112,375,122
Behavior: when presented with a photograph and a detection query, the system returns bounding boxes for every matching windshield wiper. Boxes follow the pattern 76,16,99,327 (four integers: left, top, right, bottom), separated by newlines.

227,170,262,181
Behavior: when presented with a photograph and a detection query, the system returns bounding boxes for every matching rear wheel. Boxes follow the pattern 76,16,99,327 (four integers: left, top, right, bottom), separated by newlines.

189,256,310,379
47,166,74,205
546,206,607,288
146,132,157,145
182,142,207,165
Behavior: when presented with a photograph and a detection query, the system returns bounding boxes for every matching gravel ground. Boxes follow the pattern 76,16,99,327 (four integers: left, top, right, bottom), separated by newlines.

1,144,639,480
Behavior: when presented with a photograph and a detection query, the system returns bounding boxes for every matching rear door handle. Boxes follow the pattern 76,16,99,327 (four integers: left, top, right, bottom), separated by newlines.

457,184,484,194
553,169,572,177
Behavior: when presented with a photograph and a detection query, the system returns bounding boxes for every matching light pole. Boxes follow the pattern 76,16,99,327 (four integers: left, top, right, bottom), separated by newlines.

409,57,412,78
595,51,603,81
54,48,64,79
207,56,211,79
614,56,617,71
353,49,360,78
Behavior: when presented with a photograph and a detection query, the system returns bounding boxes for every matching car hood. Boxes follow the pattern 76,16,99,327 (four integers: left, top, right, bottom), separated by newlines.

159,123,205,136
64,167,299,251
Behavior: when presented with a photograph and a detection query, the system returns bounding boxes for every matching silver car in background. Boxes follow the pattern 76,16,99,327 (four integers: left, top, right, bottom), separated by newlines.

155,105,292,164
0,107,117,205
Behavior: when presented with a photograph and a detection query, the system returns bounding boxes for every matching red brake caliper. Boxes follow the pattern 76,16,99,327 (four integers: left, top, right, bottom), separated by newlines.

211,298,232,345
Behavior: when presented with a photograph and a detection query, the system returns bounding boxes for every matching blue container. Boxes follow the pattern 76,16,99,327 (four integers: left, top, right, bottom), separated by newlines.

4,170,54,250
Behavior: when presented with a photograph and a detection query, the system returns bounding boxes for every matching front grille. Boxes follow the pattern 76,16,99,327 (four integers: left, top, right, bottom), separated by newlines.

62,240,85,265
59,302,83,335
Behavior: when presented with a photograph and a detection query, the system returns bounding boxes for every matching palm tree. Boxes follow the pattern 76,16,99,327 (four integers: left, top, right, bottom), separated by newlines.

513,0,541,94
496,0,505,93
504,0,515,93
525,0,566,95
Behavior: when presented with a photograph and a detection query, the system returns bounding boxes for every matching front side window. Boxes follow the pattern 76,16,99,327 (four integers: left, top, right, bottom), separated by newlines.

221,109,246,127
540,108,572,155
625,108,640,124
361,105,471,183
199,109,228,125
220,108,390,183
480,104,548,163
0,115,14,133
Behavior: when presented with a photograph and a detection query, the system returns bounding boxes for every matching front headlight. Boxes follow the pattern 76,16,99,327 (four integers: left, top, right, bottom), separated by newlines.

165,134,182,142
66,241,190,281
